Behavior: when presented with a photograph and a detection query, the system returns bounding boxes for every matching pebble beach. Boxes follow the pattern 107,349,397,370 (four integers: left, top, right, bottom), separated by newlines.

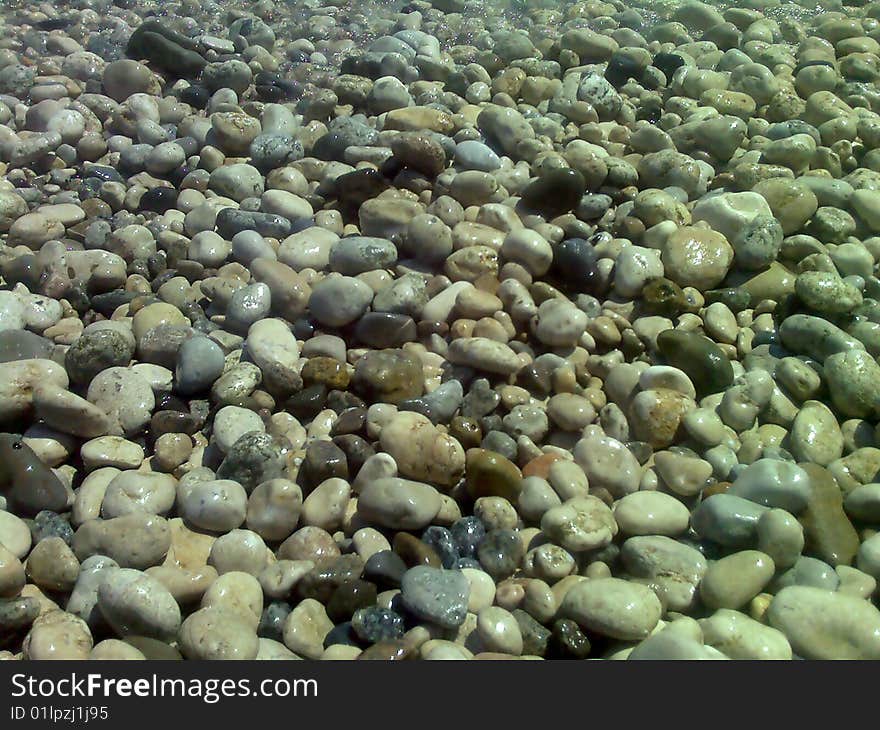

1,0,880,661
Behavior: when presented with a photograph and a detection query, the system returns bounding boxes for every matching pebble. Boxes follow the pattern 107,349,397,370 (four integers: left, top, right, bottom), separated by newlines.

700,609,792,660
86,367,155,437
23,610,93,660
541,497,618,553
700,551,776,610
357,478,441,530
560,578,662,641
0,0,873,663
400,566,469,629
727,459,812,513
767,586,880,660
175,337,225,396
179,606,259,660
476,606,523,656
309,276,374,328
622,535,707,612
97,568,181,641
692,494,769,548
824,350,880,419
177,477,247,534
573,434,640,497
613,492,690,537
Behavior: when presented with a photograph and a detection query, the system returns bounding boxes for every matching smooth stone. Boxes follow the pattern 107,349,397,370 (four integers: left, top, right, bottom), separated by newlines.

208,164,264,202
178,479,247,533
778,314,864,363
22,610,93,660
824,350,880,419
727,459,812,513
476,606,523,655
216,209,291,240
790,401,843,466
329,236,398,276
476,529,525,580
700,550,776,610
0,435,69,516
32,384,113,439
0,359,70,424
0,511,31,558
72,514,171,570
656,330,733,396
691,494,769,547
621,535,707,612
800,464,859,567
541,496,618,553
796,271,863,315
857,533,880,581
756,509,804,570
378,412,464,486
212,406,265,454
351,349,422,404
358,477,442,531
700,609,792,660
216,432,291,492
521,168,586,219
767,586,880,660
399,380,463,425
465,449,522,502
613,492,690,536
309,276,374,328
660,226,733,290
0,330,54,364
447,337,522,376
0,544,25,598
774,556,840,592
845,482,880,522
65,329,134,385
179,606,259,660
572,434,639,497
86,367,155,437
243,318,300,391
97,568,181,641
175,336,225,396
560,577,662,641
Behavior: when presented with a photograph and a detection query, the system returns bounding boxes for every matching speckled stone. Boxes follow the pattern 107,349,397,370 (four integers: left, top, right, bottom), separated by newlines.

400,566,470,629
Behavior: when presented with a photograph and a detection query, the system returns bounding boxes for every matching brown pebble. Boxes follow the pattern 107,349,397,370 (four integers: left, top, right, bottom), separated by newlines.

357,640,413,660
277,526,341,563
393,532,441,568
522,453,564,479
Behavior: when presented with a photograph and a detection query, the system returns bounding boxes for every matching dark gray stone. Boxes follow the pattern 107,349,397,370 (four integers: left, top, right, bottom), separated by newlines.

175,336,225,396
216,209,292,239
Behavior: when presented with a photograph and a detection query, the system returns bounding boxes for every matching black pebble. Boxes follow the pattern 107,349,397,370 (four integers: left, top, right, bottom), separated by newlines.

520,168,586,219
552,237,601,294
363,550,407,590
652,52,685,81
139,186,179,214
605,54,644,88
323,622,361,649
178,84,210,108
